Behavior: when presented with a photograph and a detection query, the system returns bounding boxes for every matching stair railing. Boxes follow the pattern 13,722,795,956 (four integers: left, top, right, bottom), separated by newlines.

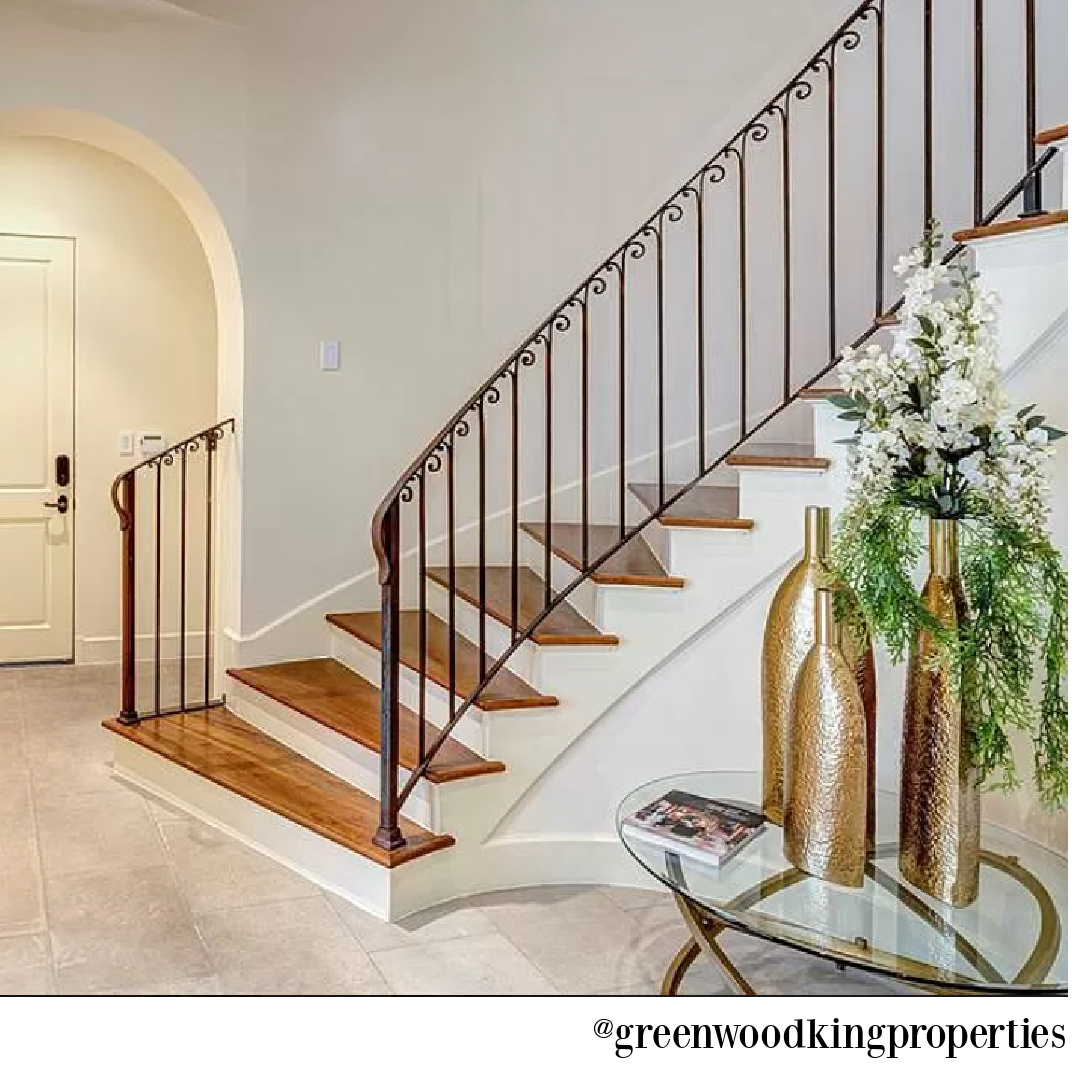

371,0,1062,850
111,419,235,722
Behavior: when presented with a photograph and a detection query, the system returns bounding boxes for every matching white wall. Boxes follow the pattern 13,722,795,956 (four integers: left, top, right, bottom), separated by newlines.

233,0,856,637
0,0,1066,662
0,135,218,659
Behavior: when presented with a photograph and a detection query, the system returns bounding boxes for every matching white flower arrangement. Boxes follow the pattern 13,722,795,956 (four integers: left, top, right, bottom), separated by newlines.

829,223,1067,806
832,225,1062,528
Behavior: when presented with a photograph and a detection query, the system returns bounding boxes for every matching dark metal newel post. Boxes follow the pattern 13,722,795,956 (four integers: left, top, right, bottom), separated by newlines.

119,472,138,723
374,501,406,851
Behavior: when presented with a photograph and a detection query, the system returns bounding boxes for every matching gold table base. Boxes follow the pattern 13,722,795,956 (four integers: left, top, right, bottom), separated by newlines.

660,846,1061,996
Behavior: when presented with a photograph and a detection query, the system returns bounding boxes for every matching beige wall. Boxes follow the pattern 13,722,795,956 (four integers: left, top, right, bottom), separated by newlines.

0,135,218,659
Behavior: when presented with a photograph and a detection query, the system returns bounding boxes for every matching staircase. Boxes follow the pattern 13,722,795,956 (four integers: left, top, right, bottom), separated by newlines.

106,0,1068,920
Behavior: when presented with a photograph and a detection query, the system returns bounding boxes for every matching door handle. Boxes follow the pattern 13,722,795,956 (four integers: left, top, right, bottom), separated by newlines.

44,495,69,515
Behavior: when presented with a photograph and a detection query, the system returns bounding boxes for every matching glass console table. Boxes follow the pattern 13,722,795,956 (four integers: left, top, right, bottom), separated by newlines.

618,771,1067,995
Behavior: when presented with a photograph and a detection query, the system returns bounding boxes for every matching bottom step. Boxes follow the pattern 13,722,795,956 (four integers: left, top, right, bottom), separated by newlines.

103,707,453,868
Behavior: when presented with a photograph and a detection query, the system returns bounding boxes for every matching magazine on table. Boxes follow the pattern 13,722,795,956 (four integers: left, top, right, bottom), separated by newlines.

622,790,766,867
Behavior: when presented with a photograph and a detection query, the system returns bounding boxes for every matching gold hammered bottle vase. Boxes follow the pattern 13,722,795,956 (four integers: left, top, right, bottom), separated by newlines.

762,507,830,825
899,518,980,908
761,506,877,834
783,589,868,886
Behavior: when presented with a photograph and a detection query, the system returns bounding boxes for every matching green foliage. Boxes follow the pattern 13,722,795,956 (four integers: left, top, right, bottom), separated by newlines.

832,499,1068,809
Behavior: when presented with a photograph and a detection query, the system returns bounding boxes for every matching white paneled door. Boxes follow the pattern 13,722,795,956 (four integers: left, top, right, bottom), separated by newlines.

0,235,75,663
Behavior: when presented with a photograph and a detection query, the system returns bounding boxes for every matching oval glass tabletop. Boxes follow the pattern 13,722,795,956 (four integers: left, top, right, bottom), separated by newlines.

618,771,1067,994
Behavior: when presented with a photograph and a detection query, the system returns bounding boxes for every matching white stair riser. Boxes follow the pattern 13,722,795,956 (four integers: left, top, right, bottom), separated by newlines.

967,225,1067,372
423,581,539,683
109,734,412,920
329,623,489,754
517,528,600,621
226,678,435,829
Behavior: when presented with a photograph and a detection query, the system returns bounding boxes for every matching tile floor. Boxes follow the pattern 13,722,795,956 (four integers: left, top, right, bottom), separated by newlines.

0,663,905,996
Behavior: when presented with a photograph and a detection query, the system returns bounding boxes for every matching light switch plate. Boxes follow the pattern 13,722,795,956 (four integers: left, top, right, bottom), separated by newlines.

119,432,135,456
319,340,341,371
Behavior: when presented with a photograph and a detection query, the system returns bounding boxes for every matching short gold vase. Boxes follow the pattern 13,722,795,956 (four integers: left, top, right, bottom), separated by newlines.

783,588,868,886
761,506,877,837
899,517,980,908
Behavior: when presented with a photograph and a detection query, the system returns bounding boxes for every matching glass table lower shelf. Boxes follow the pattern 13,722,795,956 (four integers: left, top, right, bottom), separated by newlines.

618,771,1067,995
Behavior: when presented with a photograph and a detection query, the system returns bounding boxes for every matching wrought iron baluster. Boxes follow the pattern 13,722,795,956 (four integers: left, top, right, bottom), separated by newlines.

617,260,628,538
693,181,706,471
973,0,985,225
447,432,457,719
580,295,589,569
736,149,748,437
923,0,934,227
778,103,793,398
179,447,187,714
154,464,162,715
1020,0,1043,216
875,1,886,318
544,329,553,604
204,433,215,708
827,56,838,361
656,221,666,491
478,401,487,679
418,470,427,766
510,362,520,640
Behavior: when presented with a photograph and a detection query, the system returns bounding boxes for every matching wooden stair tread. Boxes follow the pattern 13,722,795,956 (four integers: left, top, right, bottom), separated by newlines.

875,312,900,327
227,659,504,783
954,210,1067,242
628,483,753,530
797,386,844,401
1034,123,1068,145
327,611,558,711
104,707,453,868
727,442,830,469
519,522,684,587
427,566,617,646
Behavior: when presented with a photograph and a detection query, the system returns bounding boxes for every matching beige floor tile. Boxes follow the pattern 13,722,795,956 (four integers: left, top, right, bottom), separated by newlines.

327,891,499,953
0,966,55,994
0,766,33,823
0,829,46,936
160,819,320,914
47,864,214,994
477,885,632,935
197,896,389,995
25,724,118,798
498,901,684,994
600,886,671,911
139,788,195,823
36,790,167,879
370,931,556,995
110,975,224,995
0,932,50,972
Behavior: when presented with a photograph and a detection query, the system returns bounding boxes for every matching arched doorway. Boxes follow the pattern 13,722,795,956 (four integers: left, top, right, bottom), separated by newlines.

0,108,243,679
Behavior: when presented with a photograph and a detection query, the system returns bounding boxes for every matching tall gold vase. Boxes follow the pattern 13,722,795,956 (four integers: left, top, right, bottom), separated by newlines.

899,517,980,908
783,588,868,887
762,506,876,837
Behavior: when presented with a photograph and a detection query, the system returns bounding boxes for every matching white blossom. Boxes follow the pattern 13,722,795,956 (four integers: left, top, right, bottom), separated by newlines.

836,242,1058,533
